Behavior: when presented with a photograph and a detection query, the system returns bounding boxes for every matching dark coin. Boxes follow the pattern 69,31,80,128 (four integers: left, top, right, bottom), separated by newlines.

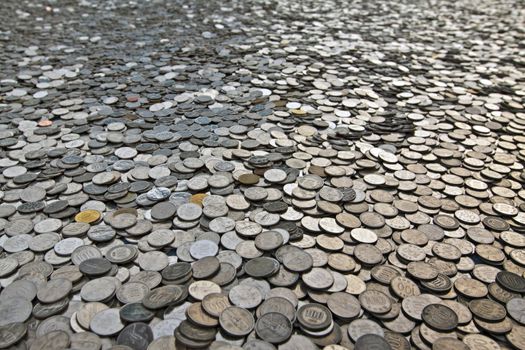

117,323,153,350
469,299,506,322
255,312,293,344
355,334,392,350
496,271,525,293
120,303,155,323
0,322,27,348
79,258,112,276
421,304,458,331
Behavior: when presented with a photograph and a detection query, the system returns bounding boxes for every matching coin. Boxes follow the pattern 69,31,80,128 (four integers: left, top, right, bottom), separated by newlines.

297,304,332,331
421,304,458,331
256,312,293,344
355,334,391,350
0,323,27,349
90,308,124,336
75,210,101,224
117,323,153,350
219,306,255,337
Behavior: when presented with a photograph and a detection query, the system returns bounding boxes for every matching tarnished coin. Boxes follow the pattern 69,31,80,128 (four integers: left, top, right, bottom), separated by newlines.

507,298,525,325
327,292,361,320
422,304,458,331
348,319,384,342
258,297,296,322
297,304,332,331
219,306,255,337
202,293,231,317
432,338,469,350
497,271,525,293
36,278,72,303
0,323,27,349
0,297,32,326
359,290,392,315
469,299,506,322
255,312,293,344
355,334,391,350
117,322,153,350
143,285,183,309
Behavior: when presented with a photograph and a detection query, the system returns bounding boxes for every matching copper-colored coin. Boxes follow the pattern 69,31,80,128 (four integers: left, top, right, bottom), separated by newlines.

238,173,260,185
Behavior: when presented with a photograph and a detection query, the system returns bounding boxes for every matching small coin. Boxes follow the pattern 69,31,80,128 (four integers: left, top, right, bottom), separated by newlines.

75,210,101,224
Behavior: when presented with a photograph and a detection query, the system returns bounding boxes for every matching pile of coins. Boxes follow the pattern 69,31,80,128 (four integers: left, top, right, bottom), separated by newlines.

0,0,525,349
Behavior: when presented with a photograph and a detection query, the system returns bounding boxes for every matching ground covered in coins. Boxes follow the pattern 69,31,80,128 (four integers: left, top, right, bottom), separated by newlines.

0,0,524,349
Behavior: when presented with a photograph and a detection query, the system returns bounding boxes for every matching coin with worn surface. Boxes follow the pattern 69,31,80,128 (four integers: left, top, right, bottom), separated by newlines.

255,312,293,344
36,278,72,303
258,297,296,322
117,322,153,350
348,319,384,342
229,284,263,309
120,303,155,323
355,334,391,350
143,285,184,309
219,306,255,337
0,322,27,349
297,304,332,331
90,308,124,336
327,292,361,320
359,290,392,315
432,338,469,350
30,330,71,350
188,281,221,301
462,334,500,350
422,304,458,331
202,293,231,317
0,297,32,326
507,324,525,350
497,271,525,293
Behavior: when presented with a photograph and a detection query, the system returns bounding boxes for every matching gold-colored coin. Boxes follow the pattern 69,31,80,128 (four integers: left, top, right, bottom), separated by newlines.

291,109,306,116
191,193,208,206
75,210,101,224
